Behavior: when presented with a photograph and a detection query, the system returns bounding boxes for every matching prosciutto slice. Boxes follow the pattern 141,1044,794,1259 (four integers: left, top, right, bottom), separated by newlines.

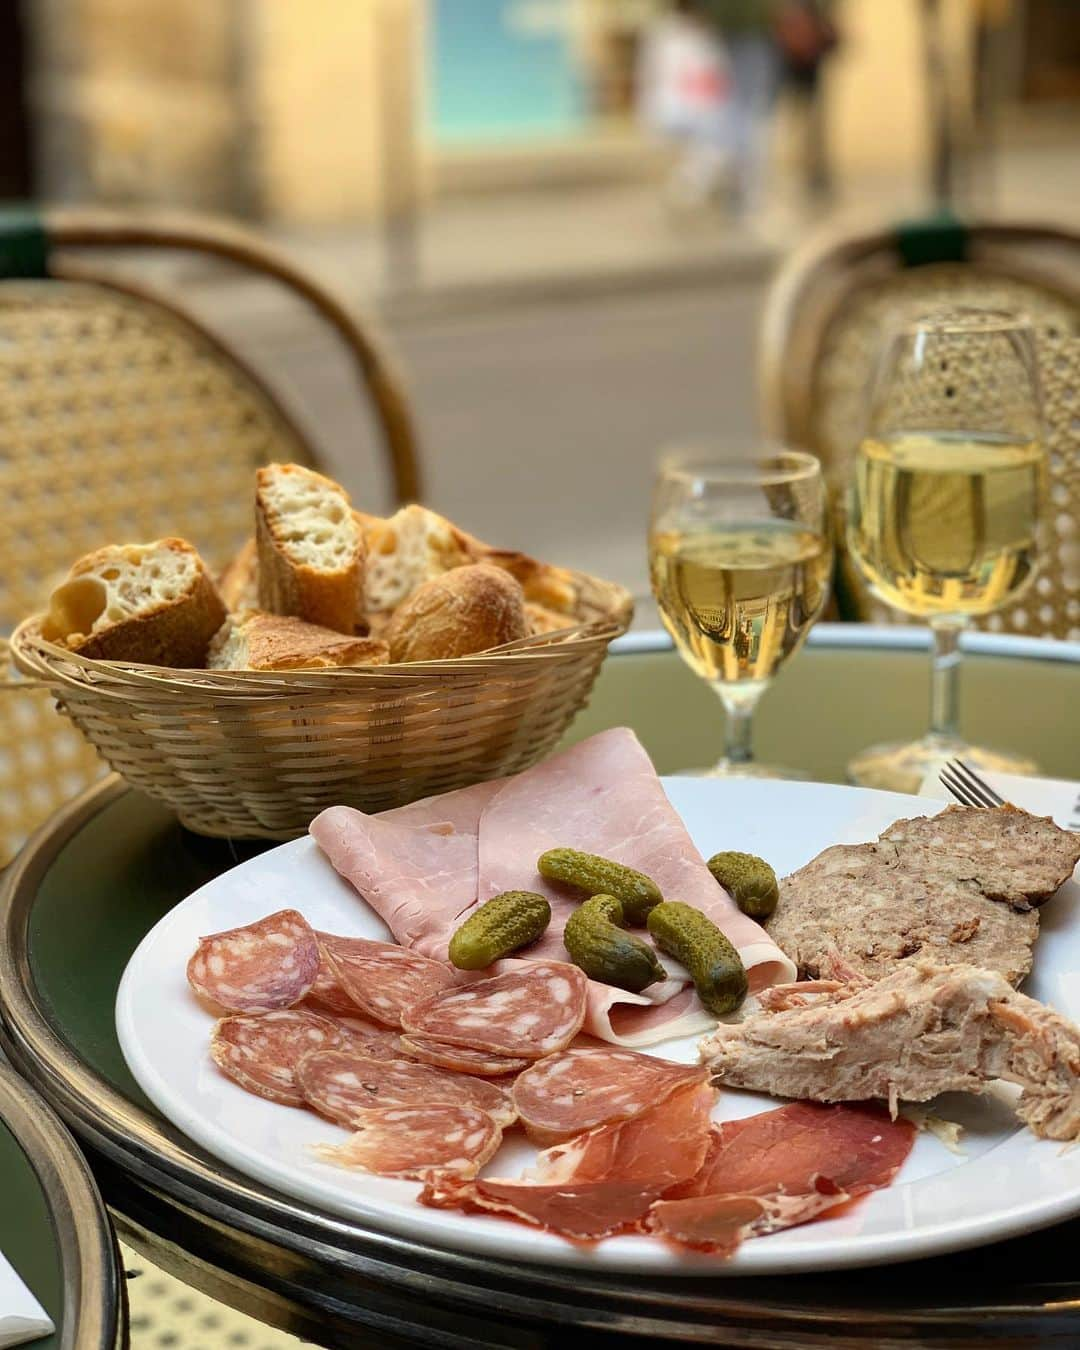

311,729,795,1045
648,1101,915,1254
421,1079,716,1240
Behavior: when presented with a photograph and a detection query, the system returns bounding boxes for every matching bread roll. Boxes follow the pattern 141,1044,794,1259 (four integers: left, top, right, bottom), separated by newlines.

207,612,389,671
256,464,364,633
41,538,226,666
385,563,527,663
361,505,473,615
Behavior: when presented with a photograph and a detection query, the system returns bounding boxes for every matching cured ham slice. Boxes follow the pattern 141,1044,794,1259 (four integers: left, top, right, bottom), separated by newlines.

314,1104,502,1179
319,935,456,1029
402,961,587,1059
187,909,319,1013
398,1036,528,1077
421,1080,715,1240
209,1008,346,1106
296,1050,516,1128
311,729,796,1047
648,1101,914,1254
512,1047,710,1145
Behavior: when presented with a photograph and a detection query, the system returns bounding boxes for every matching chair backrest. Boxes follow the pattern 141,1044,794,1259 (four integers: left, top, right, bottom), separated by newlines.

0,207,423,863
759,219,1080,639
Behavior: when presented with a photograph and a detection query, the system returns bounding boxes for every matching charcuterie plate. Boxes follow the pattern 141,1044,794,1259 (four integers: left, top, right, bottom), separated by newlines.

116,777,1080,1274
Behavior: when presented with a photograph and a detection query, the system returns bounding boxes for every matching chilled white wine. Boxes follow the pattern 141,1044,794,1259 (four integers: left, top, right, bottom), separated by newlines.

848,433,1045,618
649,522,831,684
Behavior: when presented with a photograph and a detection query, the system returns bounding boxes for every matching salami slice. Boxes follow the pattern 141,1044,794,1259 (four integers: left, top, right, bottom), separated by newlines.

319,935,456,1028
401,961,587,1059
296,1050,517,1129
210,1009,345,1106
313,1105,502,1179
332,1016,408,1061
187,909,319,1013
398,1036,529,1077
304,940,362,1015
512,1047,710,1145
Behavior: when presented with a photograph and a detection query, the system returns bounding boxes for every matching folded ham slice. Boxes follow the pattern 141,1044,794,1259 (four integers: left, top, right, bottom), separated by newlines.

311,728,795,1046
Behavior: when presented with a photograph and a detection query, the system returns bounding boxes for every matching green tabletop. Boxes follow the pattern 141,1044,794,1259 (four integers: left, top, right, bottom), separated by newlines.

0,1112,61,1350
566,629,1078,781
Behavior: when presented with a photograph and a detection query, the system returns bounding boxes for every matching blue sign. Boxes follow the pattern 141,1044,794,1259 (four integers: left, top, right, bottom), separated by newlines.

428,0,588,144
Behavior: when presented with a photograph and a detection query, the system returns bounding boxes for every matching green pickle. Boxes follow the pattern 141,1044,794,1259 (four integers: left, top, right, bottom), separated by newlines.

647,901,748,1016
448,891,551,970
563,894,667,993
706,851,779,921
537,848,662,924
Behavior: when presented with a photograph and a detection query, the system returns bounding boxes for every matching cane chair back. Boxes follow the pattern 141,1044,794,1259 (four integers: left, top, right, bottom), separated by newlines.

0,207,422,863
759,221,1080,638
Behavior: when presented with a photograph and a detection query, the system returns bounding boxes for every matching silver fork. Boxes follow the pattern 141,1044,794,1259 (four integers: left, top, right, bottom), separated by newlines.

939,760,1006,808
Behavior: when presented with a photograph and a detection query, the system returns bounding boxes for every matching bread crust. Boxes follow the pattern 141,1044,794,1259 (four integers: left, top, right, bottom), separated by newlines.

256,465,364,633
209,612,389,671
218,537,259,612
47,539,226,667
386,563,527,663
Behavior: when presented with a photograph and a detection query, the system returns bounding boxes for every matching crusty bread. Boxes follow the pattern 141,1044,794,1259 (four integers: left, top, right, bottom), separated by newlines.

361,505,474,615
207,612,389,671
525,601,575,636
218,537,259,613
360,505,578,622
385,563,527,663
256,464,364,634
41,538,226,666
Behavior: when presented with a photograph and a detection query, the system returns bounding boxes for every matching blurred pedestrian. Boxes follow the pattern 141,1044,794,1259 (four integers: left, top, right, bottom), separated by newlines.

695,1,784,216
775,0,840,202
637,0,733,210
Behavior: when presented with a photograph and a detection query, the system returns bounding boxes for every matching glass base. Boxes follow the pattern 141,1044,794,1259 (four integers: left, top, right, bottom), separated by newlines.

847,734,1038,796
675,760,811,781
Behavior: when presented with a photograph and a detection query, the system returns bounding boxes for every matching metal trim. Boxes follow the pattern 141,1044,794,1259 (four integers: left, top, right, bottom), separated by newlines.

0,1060,125,1349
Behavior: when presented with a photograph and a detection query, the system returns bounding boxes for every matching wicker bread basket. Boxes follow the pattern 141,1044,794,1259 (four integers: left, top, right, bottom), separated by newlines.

12,572,632,840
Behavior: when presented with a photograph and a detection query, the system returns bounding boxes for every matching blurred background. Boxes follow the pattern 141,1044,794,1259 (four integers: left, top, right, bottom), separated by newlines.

3,0,1078,602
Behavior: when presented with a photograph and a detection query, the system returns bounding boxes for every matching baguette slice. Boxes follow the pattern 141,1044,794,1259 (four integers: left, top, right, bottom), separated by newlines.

41,538,226,666
256,464,364,633
218,537,258,612
207,612,389,671
360,505,578,619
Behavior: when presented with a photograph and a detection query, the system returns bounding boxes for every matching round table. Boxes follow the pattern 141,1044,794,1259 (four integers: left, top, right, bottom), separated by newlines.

0,1061,126,1349
1,627,1078,1348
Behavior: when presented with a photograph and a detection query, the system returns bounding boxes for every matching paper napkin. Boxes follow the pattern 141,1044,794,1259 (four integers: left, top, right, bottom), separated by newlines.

0,1249,53,1349
920,766,1080,830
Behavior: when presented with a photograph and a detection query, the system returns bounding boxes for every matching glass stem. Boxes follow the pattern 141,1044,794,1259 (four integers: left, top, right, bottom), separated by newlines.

929,617,967,742
715,683,766,766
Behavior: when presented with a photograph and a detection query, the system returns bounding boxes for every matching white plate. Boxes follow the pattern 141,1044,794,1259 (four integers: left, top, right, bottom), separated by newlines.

116,778,1080,1275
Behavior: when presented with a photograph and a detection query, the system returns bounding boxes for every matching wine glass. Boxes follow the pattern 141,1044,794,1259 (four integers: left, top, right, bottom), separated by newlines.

846,308,1046,792
649,448,832,777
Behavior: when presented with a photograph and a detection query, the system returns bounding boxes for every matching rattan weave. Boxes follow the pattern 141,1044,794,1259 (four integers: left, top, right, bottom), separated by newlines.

760,224,1080,637
12,572,632,840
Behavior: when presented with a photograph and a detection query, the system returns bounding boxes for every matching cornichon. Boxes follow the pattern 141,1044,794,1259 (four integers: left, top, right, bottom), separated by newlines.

706,851,780,921
537,849,662,925
647,901,748,1016
448,891,551,970
563,894,667,993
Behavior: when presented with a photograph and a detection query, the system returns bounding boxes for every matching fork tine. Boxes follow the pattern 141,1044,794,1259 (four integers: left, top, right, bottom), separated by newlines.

939,764,977,806
955,760,1006,807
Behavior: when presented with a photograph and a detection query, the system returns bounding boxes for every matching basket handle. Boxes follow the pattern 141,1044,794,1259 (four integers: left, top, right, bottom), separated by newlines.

0,636,45,690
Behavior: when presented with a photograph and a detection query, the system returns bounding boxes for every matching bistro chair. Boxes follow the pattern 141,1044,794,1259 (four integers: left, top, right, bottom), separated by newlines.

759,217,1080,638
0,206,422,864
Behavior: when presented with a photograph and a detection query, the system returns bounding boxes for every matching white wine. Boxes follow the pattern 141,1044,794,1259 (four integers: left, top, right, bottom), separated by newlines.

848,433,1045,618
649,522,831,684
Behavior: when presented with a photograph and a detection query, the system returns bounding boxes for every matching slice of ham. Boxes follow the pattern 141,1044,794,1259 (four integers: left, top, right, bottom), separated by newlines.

318,935,456,1028
187,909,320,1014
297,1050,516,1129
648,1101,915,1254
313,1104,502,1180
512,1046,710,1145
420,1079,716,1240
311,729,795,1047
